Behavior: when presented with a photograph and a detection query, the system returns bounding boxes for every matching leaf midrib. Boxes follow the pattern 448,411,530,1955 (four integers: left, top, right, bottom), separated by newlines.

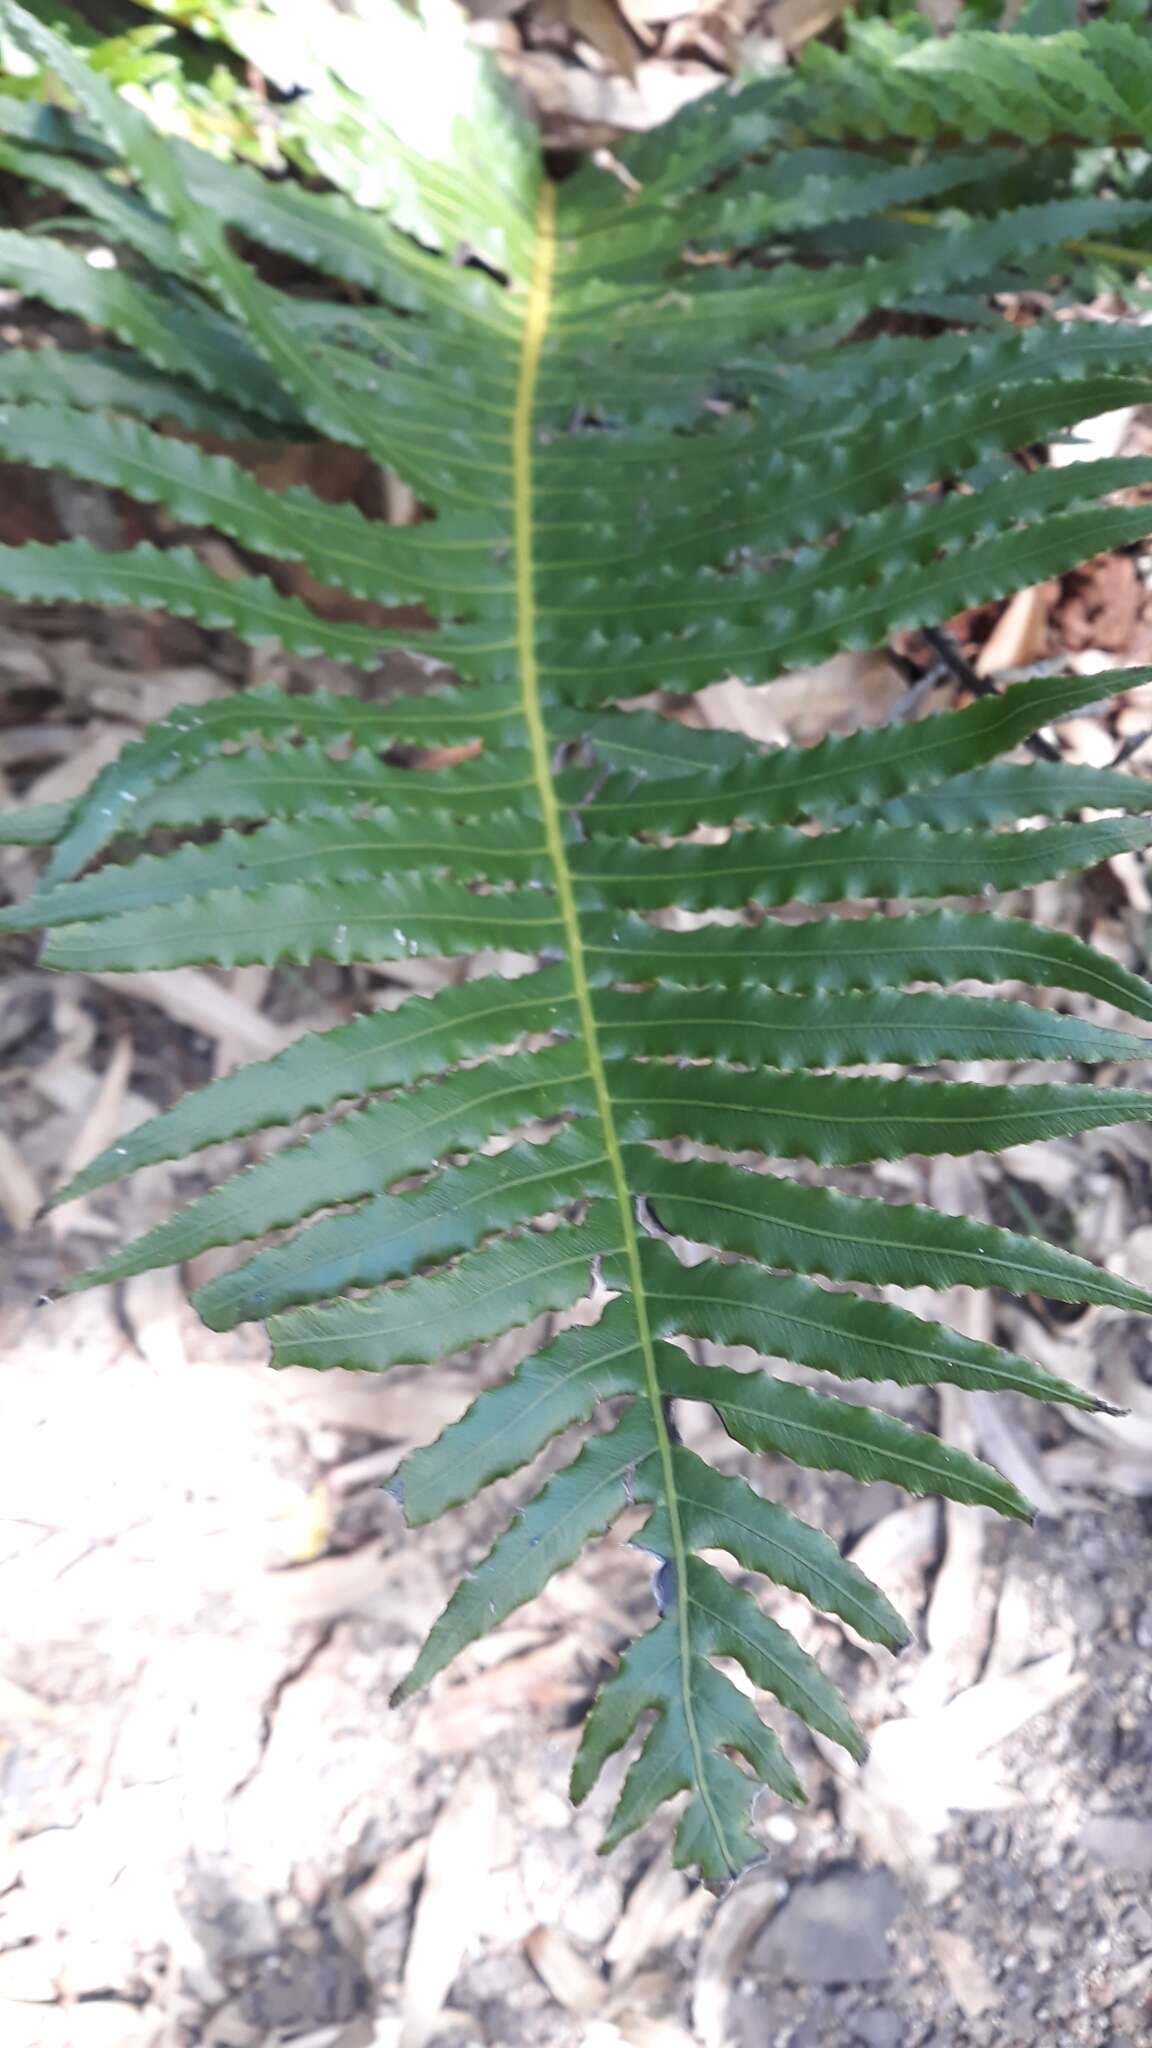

514,180,738,1871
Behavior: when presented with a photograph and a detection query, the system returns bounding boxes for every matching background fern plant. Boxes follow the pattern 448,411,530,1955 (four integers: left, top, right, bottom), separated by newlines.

6,0,1152,1876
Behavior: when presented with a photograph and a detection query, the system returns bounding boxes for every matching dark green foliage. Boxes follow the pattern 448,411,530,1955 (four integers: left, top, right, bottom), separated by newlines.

3,0,1152,1875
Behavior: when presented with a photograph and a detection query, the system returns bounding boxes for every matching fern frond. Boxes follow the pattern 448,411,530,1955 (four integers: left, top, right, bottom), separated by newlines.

0,538,418,664
789,20,1152,147
0,344,290,436
4,0,1152,1876
0,404,495,607
0,228,296,422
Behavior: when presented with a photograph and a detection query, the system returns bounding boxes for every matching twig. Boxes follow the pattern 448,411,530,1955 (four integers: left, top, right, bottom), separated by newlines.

1111,725,1152,769
921,625,1062,761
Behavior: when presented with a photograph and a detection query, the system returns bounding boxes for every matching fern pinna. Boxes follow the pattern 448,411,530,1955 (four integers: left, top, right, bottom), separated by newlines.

5,1,1152,1874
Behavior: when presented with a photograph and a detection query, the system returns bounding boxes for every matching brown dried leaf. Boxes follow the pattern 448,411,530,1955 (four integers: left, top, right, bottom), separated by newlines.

1054,553,1143,655
500,47,718,143
566,0,645,73
690,652,905,746
974,584,1053,677
767,0,847,49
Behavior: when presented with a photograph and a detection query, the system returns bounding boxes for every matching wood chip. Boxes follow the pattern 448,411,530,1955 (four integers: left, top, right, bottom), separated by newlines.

415,1636,584,1753
76,659,229,725
89,968,294,1059
53,1033,133,1190
400,1763,500,2048
691,1873,788,2048
525,1926,608,2016
843,1652,1083,1870
584,2019,697,2048
1049,405,1136,467
121,1265,187,1374
261,1541,442,1631
931,1929,998,2018
900,1308,997,1712
25,726,134,806
848,1499,938,1626
47,1033,134,1240
1043,1441,1152,1496
216,965,273,1074
345,1838,428,1930
968,1389,1065,1521
0,1127,41,1231
605,1857,689,1979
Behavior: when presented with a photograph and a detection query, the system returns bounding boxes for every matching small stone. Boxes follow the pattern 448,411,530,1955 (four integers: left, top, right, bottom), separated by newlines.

1082,1816,1152,1877
764,1813,798,1845
924,1864,962,1906
853,2011,905,2048
787,2020,832,2048
751,1868,905,1987
1027,1923,1062,1968
237,1939,370,2030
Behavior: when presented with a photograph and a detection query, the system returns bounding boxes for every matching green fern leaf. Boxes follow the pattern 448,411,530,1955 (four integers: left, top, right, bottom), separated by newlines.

4,0,1152,1877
